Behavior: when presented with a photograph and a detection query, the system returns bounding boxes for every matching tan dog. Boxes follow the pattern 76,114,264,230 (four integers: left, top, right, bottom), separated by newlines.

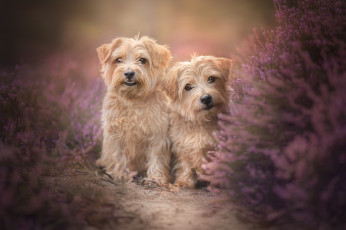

96,36,172,184
165,56,232,188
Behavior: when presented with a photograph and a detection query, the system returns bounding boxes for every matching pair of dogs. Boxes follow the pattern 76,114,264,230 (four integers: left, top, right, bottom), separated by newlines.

96,36,232,188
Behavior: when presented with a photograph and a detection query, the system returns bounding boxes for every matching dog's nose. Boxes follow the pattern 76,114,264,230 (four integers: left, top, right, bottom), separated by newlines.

200,94,212,105
124,71,135,80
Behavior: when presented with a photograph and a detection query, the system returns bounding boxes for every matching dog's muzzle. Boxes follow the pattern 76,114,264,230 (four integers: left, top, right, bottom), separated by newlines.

123,70,137,86
200,94,214,110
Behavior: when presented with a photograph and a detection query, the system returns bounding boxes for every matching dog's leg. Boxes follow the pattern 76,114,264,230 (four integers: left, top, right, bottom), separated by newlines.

174,158,196,188
96,134,114,167
97,135,129,180
146,138,171,184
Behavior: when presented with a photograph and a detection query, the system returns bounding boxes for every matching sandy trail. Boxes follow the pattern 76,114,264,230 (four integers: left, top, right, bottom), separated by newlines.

45,167,251,230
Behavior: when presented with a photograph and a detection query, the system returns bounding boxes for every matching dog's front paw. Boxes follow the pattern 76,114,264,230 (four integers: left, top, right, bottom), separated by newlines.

147,175,170,185
174,179,195,189
95,158,105,168
110,172,130,181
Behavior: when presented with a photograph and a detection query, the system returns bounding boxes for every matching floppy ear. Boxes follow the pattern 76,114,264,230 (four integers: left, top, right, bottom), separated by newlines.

164,62,187,101
216,58,233,81
96,44,110,64
141,36,172,69
96,38,123,65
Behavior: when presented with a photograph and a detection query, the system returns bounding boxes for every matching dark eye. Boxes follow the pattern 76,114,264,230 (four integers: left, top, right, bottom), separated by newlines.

184,84,192,91
139,58,147,64
115,57,122,63
208,76,216,83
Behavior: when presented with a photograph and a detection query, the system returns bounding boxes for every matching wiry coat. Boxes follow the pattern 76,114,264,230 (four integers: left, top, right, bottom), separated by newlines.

165,56,232,188
169,112,218,187
96,36,172,183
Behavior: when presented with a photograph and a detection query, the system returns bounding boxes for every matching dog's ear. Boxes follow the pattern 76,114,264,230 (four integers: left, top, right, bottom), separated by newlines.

96,44,110,64
164,62,187,101
141,36,172,69
216,58,233,81
97,38,123,65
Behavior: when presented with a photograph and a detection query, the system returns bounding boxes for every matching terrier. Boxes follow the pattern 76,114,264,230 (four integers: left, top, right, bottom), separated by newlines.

165,55,232,188
96,36,172,184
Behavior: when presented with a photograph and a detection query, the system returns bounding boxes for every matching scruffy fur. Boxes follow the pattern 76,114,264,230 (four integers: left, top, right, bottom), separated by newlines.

96,36,172,184
165,56,232,188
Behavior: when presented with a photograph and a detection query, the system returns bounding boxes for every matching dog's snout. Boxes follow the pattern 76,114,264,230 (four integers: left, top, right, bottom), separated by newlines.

200,94,212,105
124,70,135,80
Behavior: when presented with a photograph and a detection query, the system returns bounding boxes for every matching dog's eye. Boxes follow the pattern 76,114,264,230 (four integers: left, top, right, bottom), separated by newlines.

207,76,216,83
139,58,147,64
184,84,192,91
115,58,122,63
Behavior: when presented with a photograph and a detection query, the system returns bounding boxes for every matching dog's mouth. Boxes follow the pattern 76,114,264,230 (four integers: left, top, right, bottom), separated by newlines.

123,81,137,87
203,104,214,110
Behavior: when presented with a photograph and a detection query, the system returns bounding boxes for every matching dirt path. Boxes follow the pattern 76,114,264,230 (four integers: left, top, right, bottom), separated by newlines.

45,167,252,230
121,181,247,230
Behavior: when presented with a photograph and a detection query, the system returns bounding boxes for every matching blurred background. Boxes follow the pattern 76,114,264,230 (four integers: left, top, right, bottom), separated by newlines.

1,0,275,72
1,1,344,229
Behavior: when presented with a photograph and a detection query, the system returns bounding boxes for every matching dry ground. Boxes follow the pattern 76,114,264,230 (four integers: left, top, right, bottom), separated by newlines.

45,165,260,230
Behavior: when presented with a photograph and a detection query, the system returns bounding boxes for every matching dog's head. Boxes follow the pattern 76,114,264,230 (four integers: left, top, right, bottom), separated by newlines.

165,56,232,122
97,36,171,98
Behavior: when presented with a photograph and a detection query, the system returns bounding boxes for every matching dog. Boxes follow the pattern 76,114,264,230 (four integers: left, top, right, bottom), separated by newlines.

96,36,172,184
165,55,232,188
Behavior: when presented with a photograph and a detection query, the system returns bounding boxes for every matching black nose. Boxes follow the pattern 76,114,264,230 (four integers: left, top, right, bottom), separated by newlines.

124,71,135,80
200,94,212,105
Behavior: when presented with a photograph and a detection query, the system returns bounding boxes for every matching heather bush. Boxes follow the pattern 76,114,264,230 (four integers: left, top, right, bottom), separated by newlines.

0,60,111,228
204,0,346,229
0,142,63,229
46,76,104,163
0,63,104,159
0,141,119,229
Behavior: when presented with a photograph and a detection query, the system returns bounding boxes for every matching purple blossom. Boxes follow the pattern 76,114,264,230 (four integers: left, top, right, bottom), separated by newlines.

0,55,112,228
204,0,346,229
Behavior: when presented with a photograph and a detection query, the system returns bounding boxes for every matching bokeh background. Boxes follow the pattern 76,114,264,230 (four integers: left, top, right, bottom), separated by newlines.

1,0,275,70
1,1,277,228
1,0,345,229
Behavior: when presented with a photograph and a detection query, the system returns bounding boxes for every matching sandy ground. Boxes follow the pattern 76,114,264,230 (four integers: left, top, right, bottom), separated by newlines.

45,166,255,230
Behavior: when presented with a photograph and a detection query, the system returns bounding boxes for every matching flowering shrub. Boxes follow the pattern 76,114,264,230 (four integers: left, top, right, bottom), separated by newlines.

0,63,104,158
0,59,110,228
204,0,346,229
46,77,104,163
0,141,119,229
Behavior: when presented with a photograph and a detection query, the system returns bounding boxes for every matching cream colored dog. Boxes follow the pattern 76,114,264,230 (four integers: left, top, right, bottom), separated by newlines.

96,36,172,184
165,56,232,188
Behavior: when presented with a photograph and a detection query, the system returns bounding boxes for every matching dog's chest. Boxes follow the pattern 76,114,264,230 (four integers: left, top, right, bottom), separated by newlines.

104,98,169,142
170,118,217,156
